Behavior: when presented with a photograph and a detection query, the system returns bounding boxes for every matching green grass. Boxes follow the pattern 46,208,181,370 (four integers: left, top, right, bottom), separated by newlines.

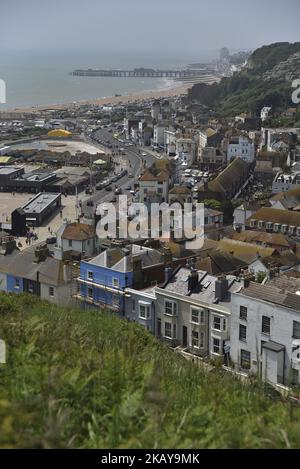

0,293,300,448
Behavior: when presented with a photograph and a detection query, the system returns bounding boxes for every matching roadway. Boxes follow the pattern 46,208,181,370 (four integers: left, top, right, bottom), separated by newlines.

81,127,156,217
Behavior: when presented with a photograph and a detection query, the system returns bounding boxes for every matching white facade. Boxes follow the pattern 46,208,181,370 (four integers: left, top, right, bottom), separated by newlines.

233,204,257,230
230,287,300,385
164,129,176,155
198,131,208,149
53,221,97,260
139,178,169,203
153,124,165,146
175,138,196,167
227,136,255,163
40,282,76,307
260,107,272,122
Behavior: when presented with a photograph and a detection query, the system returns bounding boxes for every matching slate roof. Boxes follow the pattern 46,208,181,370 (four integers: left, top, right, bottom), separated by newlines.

0,245,67,286
239,281,300,312
162,267,242,307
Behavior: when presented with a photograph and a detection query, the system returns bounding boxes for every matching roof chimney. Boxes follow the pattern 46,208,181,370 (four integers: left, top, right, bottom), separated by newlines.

215,275,229,301
188,268,198,292
164,267,173,283
34,244,49,263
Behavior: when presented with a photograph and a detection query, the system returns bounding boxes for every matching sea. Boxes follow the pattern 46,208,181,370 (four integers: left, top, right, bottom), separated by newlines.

0,49,218,110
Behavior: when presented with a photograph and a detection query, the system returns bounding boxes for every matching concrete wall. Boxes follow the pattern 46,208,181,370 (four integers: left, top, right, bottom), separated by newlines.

40,282,76,307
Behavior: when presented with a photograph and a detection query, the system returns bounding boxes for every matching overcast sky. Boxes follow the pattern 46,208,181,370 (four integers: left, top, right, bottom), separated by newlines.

1,0,299,53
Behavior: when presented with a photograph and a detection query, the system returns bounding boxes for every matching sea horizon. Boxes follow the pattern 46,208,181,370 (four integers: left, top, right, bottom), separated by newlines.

0,49,219,110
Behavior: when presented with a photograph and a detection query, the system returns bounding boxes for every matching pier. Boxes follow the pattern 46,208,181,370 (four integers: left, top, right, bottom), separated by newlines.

71,67,215,79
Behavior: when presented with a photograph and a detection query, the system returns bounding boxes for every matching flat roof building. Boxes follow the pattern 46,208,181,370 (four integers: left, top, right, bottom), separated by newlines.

12,192,61,235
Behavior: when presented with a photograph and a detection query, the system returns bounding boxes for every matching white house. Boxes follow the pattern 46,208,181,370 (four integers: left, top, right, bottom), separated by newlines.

175,137,196,167
260,107,272,122
138,166,169,203
153,123,166,147
227,135,255,163
54,221,97,260
230,278,300,386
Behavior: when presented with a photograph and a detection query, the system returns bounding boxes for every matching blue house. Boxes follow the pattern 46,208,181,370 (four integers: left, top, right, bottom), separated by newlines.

6,274,24,294
77,244,165,314
78,247,134,314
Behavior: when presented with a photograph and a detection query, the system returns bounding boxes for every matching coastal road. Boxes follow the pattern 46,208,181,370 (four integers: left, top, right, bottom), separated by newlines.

81,128,156,217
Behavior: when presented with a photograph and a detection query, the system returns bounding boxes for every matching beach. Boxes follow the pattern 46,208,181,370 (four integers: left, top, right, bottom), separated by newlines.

8,81,191,114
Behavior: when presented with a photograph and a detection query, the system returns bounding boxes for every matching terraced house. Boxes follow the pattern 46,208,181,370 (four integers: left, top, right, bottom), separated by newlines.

230,275,300,386
77,244,165,314
246,207,300,237
0,238,76,306
154,265,241,359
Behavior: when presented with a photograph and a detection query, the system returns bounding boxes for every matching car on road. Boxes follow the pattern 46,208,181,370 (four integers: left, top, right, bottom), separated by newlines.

85,188,93,195
125,185,131,191
128,173,133,178
46,236,56,244
105,185,113,191
141,152,147,156
115,187,122,195
87,200,94,207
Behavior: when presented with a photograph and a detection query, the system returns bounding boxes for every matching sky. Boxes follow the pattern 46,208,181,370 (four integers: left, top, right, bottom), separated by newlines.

0,0,299,53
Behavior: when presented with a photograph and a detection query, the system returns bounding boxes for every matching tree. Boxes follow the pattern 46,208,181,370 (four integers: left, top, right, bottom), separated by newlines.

203,199,222,211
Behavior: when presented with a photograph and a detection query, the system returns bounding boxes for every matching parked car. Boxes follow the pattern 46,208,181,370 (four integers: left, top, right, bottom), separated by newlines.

46,236,56,244
105,186,112,191
87,200,94,207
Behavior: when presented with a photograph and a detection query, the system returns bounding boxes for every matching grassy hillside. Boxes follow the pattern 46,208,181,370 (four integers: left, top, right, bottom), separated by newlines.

188,42,300,116
0,293,300,449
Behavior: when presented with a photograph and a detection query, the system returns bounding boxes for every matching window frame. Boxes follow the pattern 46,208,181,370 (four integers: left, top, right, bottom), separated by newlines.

139,303,151,320
261,315,271,335
212,336,221,355
212,315,221,331
239,323,247,342
239,306,248,321
164,299,177,317
191,308,204,325
240,349,251,370
112,277,120,288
